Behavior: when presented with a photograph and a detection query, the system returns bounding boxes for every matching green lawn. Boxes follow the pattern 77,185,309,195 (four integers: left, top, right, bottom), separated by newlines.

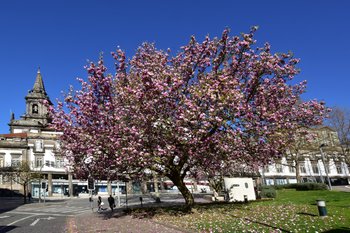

141,190,350,233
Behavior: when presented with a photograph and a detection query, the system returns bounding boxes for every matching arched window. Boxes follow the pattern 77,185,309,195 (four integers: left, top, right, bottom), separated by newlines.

32,104,38,114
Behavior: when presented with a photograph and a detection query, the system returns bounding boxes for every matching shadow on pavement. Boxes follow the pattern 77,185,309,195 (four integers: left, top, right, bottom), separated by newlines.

95,207,127,220
0,196,67,214
0,197,26,214
0,225,18,232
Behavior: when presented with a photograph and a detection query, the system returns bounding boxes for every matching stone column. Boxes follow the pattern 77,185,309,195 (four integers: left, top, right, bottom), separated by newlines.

68,173,73,197
193,180,198,193
48,172,53,197
141,178,148,194
126,181,133,194
107,180,112,195
153,172,160,202
153,174,159,194
160,177,165,191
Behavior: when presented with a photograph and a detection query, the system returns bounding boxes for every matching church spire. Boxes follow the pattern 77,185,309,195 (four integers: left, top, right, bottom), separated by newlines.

32,67,46,94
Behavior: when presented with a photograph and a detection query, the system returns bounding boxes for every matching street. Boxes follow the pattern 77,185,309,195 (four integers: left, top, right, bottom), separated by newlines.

0,193,188,233
0,197,90,233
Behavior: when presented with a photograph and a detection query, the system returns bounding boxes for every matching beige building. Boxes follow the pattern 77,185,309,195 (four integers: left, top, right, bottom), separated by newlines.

0,70,124,197
262,126,350,186
0,70,70,197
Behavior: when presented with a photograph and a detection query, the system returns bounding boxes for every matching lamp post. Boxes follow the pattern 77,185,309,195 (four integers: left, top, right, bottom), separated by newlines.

84,156,94,211
319,144,332,190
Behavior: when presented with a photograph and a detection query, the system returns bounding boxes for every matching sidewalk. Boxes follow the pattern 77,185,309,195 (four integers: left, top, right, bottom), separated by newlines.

65,196,208,233
68,209,189,233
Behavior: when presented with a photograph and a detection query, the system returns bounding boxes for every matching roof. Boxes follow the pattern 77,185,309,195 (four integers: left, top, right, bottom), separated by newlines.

25,69,51,102
0,133,28,139
32,68,46,94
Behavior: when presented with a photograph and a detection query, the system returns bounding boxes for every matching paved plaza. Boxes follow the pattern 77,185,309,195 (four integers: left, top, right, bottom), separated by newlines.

0,193,207,233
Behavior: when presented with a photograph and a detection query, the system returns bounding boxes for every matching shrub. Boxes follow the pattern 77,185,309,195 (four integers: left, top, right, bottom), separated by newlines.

294,183,328,191
260,186,277,198
274,183,328,191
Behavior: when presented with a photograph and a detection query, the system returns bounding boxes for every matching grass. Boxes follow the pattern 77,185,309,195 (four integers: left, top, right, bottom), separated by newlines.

130,189,350,233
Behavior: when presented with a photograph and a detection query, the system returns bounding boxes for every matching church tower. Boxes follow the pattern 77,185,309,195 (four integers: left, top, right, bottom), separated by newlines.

9,69,52,133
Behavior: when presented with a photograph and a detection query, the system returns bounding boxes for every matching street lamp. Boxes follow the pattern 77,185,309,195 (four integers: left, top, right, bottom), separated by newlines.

319,144,332,190
84,156,94,211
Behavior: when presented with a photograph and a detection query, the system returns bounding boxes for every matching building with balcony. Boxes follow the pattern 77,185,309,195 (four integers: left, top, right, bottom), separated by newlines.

261,126,350,186
0,70,125,197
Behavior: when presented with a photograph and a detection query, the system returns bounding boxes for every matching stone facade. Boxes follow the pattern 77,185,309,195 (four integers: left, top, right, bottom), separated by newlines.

0,70,123,197
261,126,350,186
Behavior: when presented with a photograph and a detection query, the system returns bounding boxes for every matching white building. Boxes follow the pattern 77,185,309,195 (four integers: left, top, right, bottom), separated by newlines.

0,70,124,197
261,126,350,186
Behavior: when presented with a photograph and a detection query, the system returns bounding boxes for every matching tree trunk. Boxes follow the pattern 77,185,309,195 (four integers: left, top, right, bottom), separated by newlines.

208,176,223,194
169,174,194,209
295,160,301,183
23,182,27,204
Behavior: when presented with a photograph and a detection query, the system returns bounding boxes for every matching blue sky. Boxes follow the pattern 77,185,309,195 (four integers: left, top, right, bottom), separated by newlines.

0,0,349,133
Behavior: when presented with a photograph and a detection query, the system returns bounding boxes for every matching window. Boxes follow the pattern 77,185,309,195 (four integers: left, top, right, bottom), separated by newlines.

264,165,269,173
35,140,44,152
11,154,21,167
323,162,330,174
0,155,4,167
312,162,319,174
32,104,38,114
276,164,283,173
35,156,43,168
299,163,306,173
336,163,343,174
288,161,296,173
276,179,286,185
14,174,21,183
55,157,65,168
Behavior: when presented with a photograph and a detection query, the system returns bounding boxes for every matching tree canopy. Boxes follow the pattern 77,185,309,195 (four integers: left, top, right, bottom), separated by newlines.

49,27,329,207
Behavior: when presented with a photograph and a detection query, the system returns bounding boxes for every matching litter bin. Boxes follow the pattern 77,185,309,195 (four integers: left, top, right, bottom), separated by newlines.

316,200,327,217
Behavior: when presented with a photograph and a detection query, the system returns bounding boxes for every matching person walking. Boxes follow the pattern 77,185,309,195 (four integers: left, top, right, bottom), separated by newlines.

108,194,115,212
27,192,32,202
97,196,102,213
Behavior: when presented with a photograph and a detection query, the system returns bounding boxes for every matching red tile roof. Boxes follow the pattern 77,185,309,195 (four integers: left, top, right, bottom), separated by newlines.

0,132,28,138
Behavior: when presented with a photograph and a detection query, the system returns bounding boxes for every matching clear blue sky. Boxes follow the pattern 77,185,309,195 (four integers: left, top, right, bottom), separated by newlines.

0,0,349,133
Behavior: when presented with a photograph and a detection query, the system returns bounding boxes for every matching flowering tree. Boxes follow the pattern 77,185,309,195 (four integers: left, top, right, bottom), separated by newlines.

50,27,328,208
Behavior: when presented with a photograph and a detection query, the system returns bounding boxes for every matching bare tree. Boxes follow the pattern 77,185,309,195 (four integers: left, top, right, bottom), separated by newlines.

284,129,313,183
3,161,41,203
326,107,350,167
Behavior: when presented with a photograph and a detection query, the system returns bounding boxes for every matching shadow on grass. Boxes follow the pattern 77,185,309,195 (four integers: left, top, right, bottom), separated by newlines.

230,215,291,233
323,227,350,233
92,201,242,220
297,212,318,217
103,201,252,220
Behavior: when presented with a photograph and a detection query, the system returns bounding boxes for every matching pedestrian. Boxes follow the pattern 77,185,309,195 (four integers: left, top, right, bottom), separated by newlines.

97,196,102,212
108,194,115,212
27,192,32,202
